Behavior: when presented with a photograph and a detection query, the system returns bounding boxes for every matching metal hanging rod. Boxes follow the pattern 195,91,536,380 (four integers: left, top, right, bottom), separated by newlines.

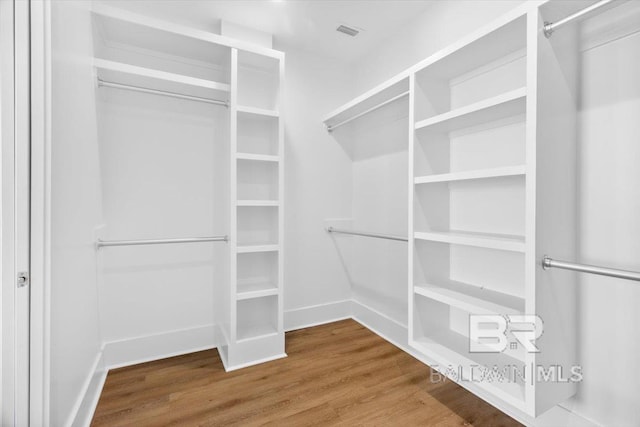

326,226,408,242
542,256,640,282
326,91,410,132
96,235,229,249
543,0,615,38
97,78,229,107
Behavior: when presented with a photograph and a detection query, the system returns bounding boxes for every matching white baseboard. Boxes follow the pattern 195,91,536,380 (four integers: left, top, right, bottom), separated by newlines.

103,324,218,370
68,347,107,427
284,299,352,331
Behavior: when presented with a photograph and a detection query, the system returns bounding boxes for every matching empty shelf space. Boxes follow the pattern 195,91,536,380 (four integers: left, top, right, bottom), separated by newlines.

236,296,279,341
414,230,525,252
414,279,524,315
95,59,230,96
414,87,526,133
237,200,279,207
414,165,526,184
237,244,279,254
237,282,279,300
237,105,279,118
236,153,280,162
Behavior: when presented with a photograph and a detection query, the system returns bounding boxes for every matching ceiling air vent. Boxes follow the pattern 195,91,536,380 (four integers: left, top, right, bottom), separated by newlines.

336,24,360,37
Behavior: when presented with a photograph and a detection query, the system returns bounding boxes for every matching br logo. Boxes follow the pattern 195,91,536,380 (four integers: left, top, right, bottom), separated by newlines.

469,315,543,353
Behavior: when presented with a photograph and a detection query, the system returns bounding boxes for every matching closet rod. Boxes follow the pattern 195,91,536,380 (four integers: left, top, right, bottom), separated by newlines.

542,256,640,282
97,79,229,107
96,235,229,249
326,91,410,132
543,0,614,37
326,227,408,242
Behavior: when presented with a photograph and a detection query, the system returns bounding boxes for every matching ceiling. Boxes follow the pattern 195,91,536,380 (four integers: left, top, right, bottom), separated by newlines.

102,0,435,63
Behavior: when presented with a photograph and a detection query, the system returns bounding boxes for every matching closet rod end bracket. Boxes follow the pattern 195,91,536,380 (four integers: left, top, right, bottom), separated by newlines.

542,255,552,270
543,22,554,38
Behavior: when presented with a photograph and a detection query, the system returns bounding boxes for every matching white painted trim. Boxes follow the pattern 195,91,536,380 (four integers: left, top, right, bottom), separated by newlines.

284,300,352,331
103,325,218,370
67,349,106,427
222,353,288,372
29,0,53,425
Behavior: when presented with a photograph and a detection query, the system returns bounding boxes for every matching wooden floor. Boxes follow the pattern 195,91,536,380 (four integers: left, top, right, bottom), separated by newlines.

92,320,521,426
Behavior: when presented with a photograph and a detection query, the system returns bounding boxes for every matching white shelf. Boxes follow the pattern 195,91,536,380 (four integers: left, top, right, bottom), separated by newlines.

94,59,230,98
237,244,279,254
237,105,279,118
414,230,525,252
411,332,526,411
414,165,526,185
414,279,523,316
323,74,410,129
236,153,279,162
237,282,278,301
236,323,279,342
414,87,526,134
92,4,283,60
237,200,279,207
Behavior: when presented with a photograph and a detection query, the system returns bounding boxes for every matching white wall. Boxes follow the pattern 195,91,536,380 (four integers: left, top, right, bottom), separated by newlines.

50,2,104,425
355,0,526,92
95,88,225,355
565,6,640,424
279,47,355,313
330,97,409,325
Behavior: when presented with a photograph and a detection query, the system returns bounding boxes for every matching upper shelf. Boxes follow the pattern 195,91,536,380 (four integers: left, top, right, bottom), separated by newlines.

321,4,531,133
92,4,283,61
415,87,526,134
94,59,230,104
322,75,410,132
413,12,527,81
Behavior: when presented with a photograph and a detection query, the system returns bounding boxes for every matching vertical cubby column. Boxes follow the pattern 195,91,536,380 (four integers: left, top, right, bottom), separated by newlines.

223,48,285,371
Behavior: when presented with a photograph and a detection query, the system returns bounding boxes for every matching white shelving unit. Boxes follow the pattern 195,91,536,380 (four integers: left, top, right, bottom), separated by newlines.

323,1,582,419
408,4,577,418
91,4,286,372
228,47,285,370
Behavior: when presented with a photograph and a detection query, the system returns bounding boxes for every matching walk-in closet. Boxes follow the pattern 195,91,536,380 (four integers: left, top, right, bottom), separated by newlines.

1,0,639,426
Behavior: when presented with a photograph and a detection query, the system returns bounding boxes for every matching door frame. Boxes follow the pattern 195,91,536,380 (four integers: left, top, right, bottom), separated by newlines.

29,0,52,425
1,0,32,425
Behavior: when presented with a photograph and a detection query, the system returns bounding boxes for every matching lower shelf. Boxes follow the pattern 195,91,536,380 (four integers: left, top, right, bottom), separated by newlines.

414,279,524,316
236,323,279,342
412,330,527,411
